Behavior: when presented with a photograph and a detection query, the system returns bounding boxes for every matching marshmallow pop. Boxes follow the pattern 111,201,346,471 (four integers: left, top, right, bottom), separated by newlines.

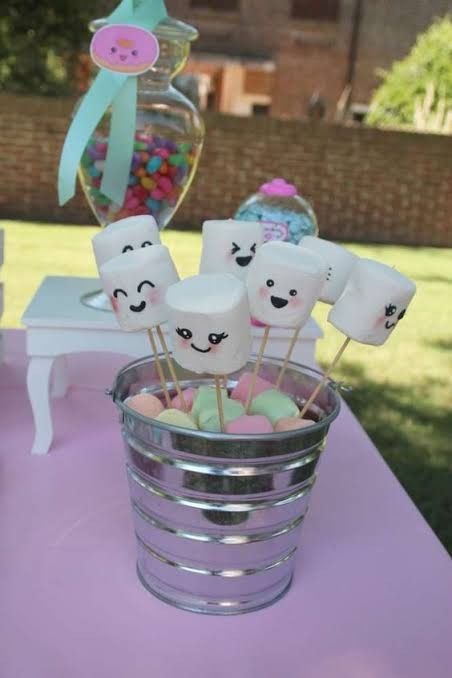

166,274,252,432
299,259,416,420
328,259,416,346
100,245,178,332
299,236,358,305
100,245,186,409
247,241,327,329
199,220,265,281
92,215,161,271
246,241,326,408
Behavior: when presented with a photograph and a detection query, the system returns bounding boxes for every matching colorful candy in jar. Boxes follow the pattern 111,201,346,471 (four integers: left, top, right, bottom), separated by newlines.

235,178,318,245
80,133,196,226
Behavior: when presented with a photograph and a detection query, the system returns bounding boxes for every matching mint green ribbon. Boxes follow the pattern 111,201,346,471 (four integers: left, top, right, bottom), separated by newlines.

58,0,167,207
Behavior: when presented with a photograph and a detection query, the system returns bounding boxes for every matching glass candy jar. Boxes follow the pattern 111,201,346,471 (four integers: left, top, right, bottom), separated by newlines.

235,178,318,245
78,16,205,229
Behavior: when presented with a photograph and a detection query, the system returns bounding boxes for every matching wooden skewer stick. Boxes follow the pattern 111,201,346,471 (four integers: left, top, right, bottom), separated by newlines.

156,325,187,412
214,375,226,433
245,326,271,414
275,325,302,389
147,329,171,408
299,337,351,419
222,375,228,392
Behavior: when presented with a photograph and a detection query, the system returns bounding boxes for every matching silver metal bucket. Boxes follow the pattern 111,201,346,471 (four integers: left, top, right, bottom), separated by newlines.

111,356,340,615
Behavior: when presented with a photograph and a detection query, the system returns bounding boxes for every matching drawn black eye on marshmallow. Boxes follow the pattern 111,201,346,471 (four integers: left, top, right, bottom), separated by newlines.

92,215,161,270
100,245,179,332
199,220,265,281
328,259,416,346
166,274,251,375
247,241,326,329
299,236,358,305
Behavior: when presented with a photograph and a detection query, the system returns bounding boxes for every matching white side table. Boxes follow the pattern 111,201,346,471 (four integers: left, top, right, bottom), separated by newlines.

22,276,323,455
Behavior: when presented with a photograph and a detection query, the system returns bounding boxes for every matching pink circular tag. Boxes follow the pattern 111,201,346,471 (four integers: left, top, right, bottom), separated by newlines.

90,24,160,75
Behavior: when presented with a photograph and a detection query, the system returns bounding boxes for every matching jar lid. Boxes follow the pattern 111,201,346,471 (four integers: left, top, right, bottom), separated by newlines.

90,16,198,42
260,178,298,198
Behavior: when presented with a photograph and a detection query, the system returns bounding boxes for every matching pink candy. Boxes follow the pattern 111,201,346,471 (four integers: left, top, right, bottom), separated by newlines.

127,393,164,419
158,176,173,194
274,418,315,433
231,372,275,405
171,388,197,412
226,415,274,435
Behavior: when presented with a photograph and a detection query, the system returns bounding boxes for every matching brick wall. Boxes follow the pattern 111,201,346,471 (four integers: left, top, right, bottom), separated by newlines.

165,0,452,114
0,94,451,247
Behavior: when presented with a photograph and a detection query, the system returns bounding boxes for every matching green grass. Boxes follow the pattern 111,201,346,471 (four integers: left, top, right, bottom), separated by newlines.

1,221,451,552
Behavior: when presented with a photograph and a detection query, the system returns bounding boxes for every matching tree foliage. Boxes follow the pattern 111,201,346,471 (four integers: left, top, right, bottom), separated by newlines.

0,1,95,96
367,16,452,129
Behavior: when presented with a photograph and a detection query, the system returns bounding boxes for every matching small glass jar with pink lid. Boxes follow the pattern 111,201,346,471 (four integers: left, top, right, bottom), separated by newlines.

235,178,318,245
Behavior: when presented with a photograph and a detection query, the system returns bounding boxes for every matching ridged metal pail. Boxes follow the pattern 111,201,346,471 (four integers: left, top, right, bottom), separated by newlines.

112,356,340,615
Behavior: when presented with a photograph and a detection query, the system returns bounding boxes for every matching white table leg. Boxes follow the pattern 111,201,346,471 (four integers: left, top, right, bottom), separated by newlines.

27,356,55,455
51,355,69,399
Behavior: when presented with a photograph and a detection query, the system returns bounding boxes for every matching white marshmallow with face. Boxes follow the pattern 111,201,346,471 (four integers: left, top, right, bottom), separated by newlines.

92,215,161,270
199,220,265,281
100,245,179,331
299,236,358,305
246,241,327,328
328,259,416,346
166,274,252,375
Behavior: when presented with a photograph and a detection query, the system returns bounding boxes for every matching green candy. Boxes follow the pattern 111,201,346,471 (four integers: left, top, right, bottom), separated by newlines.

191,386,228,424
178,142,192,153
156,409,198,430
134,141,148,151
81,151,91,168
199,400,245,433
168,153,187,167
250,389,299,425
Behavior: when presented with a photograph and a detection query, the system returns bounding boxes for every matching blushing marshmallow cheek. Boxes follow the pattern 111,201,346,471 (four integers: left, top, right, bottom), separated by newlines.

110,295,119,313
147,289,160,305
289,296,302,309
177,337,190,350
259,285,270,299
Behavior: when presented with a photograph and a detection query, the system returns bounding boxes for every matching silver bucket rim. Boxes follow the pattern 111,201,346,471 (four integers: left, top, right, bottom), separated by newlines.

111,354,341,443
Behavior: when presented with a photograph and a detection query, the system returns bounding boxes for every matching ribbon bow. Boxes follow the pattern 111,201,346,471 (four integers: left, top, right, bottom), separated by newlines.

58,0,167,207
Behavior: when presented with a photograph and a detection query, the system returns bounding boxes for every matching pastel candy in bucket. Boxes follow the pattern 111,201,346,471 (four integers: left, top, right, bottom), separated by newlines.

99,245,179,331
328,259,417,346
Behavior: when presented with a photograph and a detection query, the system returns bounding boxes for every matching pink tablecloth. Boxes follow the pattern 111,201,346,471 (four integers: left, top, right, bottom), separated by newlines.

1,330,451,678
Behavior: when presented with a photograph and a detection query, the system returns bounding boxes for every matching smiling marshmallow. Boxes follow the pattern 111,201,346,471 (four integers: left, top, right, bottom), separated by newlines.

100,245,179,331
92,215,161,271
166,274,252,375
328,259,416,346
246,241,327,328
299,236,358,305
199,220,265,281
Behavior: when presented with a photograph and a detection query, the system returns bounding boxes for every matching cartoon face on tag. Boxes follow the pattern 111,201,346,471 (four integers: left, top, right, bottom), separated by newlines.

299,236,358,305
100,245,179,331
199,220,265,281
92,215,161,270
90,24,159,75
328,259,416,346
166,274,252,375
247,241,326,328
